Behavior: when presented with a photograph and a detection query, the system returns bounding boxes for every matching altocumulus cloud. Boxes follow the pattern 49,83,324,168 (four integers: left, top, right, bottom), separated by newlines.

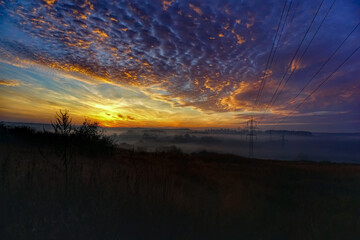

0,0,359,115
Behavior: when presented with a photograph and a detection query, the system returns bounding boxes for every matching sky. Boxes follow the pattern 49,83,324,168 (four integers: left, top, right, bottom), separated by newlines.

0,0,359,132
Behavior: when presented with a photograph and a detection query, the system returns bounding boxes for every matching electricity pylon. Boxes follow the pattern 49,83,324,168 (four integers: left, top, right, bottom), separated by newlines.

247,116,257,159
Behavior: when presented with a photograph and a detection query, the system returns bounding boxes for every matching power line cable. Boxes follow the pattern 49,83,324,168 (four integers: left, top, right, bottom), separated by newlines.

254,0,289,107
272,43,360,128
266,0,294,72
260,0,326,119
255,0,294,107
289,20,359,103
270,0,337,108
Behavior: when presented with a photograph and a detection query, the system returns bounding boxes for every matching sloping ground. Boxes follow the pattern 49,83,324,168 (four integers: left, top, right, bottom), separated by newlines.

1,140,360,239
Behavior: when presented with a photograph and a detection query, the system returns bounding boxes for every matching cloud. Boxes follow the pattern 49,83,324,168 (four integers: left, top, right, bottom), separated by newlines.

0,0,359,120
0,79,20,86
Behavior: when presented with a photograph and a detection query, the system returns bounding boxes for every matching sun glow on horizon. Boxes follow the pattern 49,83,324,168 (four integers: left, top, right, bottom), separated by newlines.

0,60,251,128
0,0,359,132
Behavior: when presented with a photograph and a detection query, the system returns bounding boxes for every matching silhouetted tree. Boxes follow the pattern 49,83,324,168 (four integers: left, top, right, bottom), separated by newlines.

52,109,72,196
51,109,72,136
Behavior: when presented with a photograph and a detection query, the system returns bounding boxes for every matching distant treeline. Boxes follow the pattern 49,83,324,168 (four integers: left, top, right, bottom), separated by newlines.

265,130,313,136
142,133,221,144
195,129,313,136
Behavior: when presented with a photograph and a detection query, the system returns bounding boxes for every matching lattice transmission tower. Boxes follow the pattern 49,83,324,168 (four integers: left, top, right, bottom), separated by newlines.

247,116,258,159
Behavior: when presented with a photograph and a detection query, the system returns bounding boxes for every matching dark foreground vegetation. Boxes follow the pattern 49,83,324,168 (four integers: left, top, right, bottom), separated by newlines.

1,122,360,239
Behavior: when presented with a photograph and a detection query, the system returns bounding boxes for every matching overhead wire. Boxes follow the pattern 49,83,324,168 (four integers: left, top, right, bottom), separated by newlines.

254,0,290,107
289,20,360,103
259,0,326,120
272,42,360,128
270,0,337,109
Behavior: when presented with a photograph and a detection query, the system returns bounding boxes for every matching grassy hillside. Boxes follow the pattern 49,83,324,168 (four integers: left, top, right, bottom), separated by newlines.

1,124,360,239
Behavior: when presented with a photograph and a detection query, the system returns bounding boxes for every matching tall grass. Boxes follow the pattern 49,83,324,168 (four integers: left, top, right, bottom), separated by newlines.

1,123,360,239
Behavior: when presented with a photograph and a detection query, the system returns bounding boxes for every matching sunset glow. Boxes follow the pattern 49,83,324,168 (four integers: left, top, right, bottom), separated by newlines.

0,0,359,131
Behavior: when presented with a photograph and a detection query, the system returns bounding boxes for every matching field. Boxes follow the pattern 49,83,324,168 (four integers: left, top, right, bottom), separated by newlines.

1,125,360,239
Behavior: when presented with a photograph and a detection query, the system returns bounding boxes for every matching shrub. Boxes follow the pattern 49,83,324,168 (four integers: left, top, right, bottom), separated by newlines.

73,119,114,157
75,119,101,141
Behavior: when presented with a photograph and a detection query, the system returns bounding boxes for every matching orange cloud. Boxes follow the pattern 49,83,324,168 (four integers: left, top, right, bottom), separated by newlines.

0,80,20,86
189,3,202,15
236,34,245,44
92,28,109,38
43,0,56,6
162,0,175,11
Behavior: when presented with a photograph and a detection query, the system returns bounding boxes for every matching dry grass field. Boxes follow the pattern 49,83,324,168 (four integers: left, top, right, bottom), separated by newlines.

1,125,360,239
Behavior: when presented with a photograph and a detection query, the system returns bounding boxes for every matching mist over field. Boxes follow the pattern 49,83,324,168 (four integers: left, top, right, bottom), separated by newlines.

111,129,360,163
7,122,359,163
